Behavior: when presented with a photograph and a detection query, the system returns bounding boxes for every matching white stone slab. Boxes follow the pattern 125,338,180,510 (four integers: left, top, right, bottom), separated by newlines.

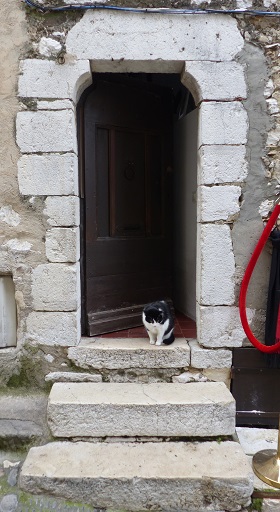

189,340,232,369
18,154,78,196
197,223,235,306
198,185,241,222
18,59,92,102
198,305,255,348
68,338,190,369
48,381,235,437
236,427,278,456
46,228,80,263
32,263,80,312
199,101,248,146
26,310,80,346
20,440,253,511
44,196,80,226
16,110,77,153
66,11,244,62
182,61,247,103
198,145,248,185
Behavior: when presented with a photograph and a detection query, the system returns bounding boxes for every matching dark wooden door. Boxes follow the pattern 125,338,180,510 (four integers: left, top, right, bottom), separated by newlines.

80,76,173,335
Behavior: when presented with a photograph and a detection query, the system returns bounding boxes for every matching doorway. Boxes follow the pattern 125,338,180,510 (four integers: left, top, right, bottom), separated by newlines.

78,73,197,336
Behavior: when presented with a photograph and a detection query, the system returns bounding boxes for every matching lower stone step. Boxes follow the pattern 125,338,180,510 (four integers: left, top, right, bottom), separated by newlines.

48,381,235,438
19,440,253,512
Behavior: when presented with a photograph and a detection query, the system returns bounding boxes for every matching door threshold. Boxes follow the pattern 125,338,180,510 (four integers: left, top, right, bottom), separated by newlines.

84,313,196,339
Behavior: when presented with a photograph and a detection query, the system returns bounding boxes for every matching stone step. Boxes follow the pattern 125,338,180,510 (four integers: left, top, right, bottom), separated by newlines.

48,381,235,438
19,440,254,512
0,391,49,448
68,337,190,370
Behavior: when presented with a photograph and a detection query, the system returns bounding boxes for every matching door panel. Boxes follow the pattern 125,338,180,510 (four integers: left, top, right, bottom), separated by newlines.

81,77,173,335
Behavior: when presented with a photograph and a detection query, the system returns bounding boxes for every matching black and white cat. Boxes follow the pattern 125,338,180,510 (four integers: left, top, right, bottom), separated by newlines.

142,300,175,346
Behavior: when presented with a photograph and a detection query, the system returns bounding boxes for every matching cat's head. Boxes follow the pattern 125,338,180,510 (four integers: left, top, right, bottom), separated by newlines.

143,305,164,324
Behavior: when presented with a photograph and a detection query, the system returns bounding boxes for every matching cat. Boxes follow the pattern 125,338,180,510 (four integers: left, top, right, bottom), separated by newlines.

142,300,175,346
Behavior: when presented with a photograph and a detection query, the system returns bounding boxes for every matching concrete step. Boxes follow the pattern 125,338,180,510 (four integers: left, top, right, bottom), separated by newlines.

68,337,190,370
48,381,235,438
19,440,254,512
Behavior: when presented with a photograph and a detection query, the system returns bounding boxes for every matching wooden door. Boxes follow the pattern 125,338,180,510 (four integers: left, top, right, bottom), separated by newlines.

79,76,173,335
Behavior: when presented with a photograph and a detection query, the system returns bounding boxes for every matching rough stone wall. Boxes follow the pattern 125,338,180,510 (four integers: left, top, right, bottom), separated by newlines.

1,0,280,387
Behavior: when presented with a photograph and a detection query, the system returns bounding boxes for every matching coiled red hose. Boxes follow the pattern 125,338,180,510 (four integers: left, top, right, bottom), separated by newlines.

239,203,280,353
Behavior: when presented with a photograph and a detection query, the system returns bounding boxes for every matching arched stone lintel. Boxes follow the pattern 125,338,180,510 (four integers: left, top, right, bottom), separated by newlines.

181,61,247,105
18,59,92,104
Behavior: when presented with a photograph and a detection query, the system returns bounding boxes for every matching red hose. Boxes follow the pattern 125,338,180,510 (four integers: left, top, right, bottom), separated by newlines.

239,203,280,353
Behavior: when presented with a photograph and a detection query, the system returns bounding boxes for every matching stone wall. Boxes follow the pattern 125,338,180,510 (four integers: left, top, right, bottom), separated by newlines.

1,0,280,387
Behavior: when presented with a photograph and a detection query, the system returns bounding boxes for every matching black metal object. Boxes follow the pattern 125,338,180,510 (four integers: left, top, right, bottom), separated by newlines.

231,347,280,427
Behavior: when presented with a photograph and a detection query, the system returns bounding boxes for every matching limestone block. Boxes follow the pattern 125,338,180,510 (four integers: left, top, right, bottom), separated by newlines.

18,59,92,102
236,427,278,456
46,228,80,263
198,305,255,348
48,381,235,437
38,37,62,57
0,392,48,441
199,101,248,146
66,11,244,62
16,110,77,153
197,223,235,306
68,338,190,369
198,145,248,185
0,206,21,227
37,100,74,110
182,61,247,104
198,185,241,222
32,263,80,311
202,368,231,388
45,372,102,383
44,196,80,226
26,311,80,346
189,340,232,369
20,441,253,511
18,154,78,196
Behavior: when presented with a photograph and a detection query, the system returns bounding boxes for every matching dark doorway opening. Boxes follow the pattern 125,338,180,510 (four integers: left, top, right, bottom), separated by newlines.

78,73,196,336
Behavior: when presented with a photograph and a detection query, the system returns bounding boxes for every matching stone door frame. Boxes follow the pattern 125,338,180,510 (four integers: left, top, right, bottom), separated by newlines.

16,10,248,353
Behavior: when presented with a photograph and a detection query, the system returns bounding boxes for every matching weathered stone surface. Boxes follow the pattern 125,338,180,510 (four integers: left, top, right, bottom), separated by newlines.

68,338,190,369
198,145,248,185
38,37,62,57
37,99,74,110
182,61,247,103
45,372,102,383
66,11,244,62
48,381,235,437
44,196,80,226
18,154,78,196
46,228,80,263
197,224,235,306
198,306,255,348
32,263,80,311
236,427,278,456
20,440,253,511
16,110,77,153
262,499,280,512
198,185,241,222
202,368,231,388
199,101,248,146
0,392,49,443
190,340,232,369
26,310,81,346
0,494,18,512
18,59,92,102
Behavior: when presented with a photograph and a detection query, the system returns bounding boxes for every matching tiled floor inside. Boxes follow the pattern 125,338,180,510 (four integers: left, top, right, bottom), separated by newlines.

97,312,197,339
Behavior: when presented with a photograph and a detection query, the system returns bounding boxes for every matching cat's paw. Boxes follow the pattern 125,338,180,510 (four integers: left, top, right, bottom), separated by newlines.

155,340,163,346
149,339,156,345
